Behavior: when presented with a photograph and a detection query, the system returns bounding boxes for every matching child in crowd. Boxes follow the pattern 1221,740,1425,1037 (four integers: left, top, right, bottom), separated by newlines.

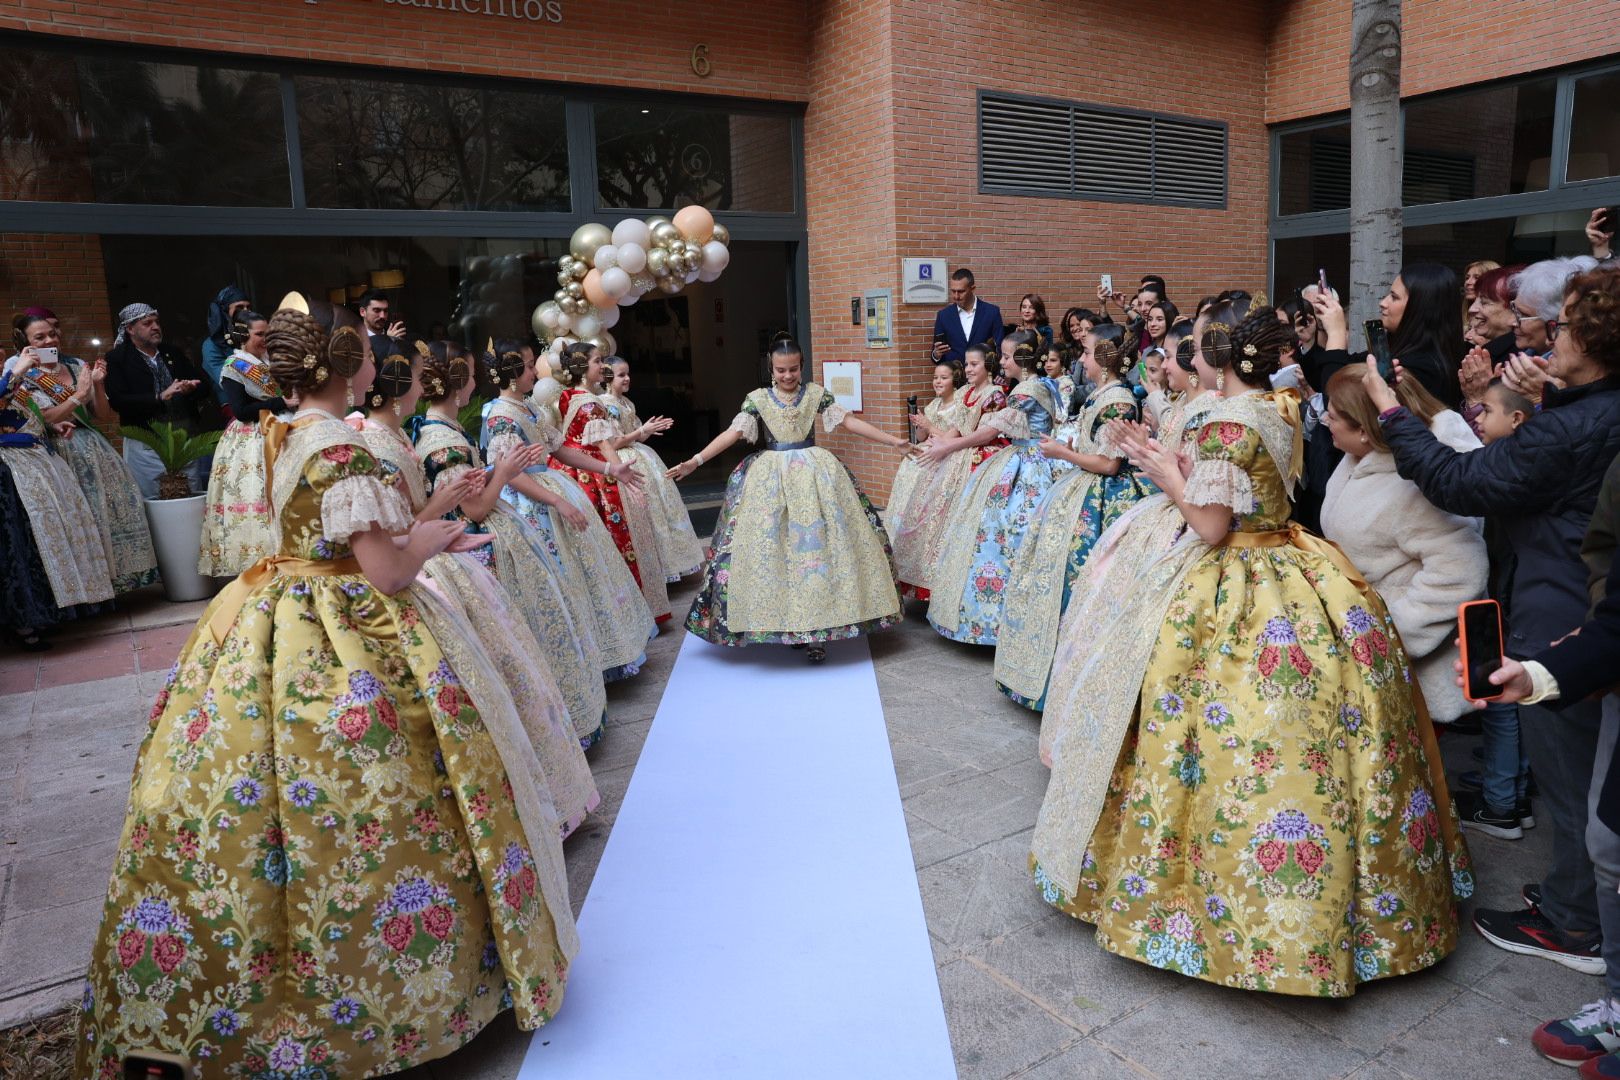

1476,379,1534,444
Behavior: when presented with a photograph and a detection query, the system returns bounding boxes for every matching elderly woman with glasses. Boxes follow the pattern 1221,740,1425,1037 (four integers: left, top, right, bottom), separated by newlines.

1502,256,1603,400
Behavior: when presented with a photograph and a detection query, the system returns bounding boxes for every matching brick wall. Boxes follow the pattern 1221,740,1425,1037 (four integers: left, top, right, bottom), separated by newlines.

1267,0,1620,123
0,0,810,103
0,234,113,356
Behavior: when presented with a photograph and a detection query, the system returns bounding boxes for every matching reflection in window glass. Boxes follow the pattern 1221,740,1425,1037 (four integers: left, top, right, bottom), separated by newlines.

295,75,569,212
1276,124,1351,215
1271,234,1349,302
0,44,288,205
1568,70,1620,183
1403,78,1556,204
595,105,794,211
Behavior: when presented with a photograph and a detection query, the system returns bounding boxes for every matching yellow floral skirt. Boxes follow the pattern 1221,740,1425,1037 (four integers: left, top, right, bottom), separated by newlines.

1035,543,1472,997
77,572,572,1077
198,420,276,578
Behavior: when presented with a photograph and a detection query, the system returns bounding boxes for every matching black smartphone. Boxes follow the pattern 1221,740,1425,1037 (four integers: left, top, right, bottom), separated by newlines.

1317,267,1329,294
1458,599,1505,702
1364,319,1394,382
1604,206,1620,236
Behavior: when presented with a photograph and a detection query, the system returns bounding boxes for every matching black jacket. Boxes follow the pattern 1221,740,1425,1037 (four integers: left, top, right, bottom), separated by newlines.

1381,374,1620,655
1390,344,1461,409
105,339,224,434
220,377,286,425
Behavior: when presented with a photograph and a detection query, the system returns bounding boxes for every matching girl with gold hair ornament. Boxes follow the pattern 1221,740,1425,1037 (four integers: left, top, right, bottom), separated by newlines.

197,309,285,576
481,340,657,684
78,307,579,1077
600,354,706,579
1030,299,1470,998
924,329,1076,645
667,335,907,663
994,321,1158,710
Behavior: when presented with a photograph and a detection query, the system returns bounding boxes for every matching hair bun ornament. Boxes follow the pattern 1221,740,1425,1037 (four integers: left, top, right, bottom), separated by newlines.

414,340,432,361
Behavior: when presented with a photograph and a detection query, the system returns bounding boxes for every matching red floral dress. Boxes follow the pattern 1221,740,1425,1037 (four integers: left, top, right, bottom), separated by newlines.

962,383,1009,469
550,387,644,587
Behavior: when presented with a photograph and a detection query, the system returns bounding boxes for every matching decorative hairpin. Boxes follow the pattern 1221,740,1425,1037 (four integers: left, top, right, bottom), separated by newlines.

302,353,317,369
1242,343,1258,356
314,365,329,383
414,340,432,361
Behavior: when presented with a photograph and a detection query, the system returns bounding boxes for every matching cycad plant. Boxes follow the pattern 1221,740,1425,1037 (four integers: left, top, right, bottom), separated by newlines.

119,421,222,500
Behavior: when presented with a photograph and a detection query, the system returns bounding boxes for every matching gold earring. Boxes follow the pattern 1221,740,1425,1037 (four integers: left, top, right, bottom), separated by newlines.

345,379,354,409
1216,370,1226,392
1188,372,1200,389
393,401,402,418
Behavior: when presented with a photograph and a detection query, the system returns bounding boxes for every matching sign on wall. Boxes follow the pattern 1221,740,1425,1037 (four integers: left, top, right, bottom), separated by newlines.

822,361,863,413
366,0,565,25
902,258,947,305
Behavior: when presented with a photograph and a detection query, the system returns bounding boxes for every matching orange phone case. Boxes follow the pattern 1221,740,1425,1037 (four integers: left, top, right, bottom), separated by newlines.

1457,599,1505,702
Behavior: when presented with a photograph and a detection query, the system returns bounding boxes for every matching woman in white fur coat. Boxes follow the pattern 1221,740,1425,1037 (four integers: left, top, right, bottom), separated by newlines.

1319,366,1487,722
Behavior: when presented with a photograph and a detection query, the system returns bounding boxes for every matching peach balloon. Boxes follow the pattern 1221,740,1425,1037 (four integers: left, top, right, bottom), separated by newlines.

673,205,715,244
582,268,614,309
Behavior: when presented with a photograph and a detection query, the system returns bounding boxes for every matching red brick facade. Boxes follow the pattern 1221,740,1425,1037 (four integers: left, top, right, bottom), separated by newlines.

2,0,1616,499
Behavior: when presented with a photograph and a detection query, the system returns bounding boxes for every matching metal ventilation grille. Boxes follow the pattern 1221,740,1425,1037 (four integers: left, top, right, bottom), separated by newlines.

1306,137,1478,210
979,92,1226,208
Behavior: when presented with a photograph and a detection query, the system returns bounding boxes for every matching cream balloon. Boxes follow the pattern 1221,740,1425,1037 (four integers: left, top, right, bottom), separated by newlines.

593,244,619,271
616,242,647,274
612,218,652,249
600,266,632,299
673,205,715,244
574,312,602,339
570,223,612,262
697,267,722,283
557,311,574,332
710,222,731,247
684,267,702,284
701,240,731,273
598,303,620,328
537,301,562,329
582,268,614,309
531,303,557,342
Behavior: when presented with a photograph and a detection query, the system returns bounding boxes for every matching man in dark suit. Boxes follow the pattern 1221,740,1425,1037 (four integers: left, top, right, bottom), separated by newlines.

930,268,1003,366
357,288,406,361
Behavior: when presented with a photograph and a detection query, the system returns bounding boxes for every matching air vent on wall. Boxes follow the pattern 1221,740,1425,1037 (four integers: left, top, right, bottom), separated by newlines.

980,92,1227,208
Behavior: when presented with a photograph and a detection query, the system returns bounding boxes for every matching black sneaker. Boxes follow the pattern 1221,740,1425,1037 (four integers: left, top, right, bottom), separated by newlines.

1524,883,1543,910
1474,907,1605,975
1456,790,1524,840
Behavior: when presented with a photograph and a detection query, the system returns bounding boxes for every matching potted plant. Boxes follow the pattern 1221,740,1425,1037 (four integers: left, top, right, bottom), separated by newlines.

121,421,223,601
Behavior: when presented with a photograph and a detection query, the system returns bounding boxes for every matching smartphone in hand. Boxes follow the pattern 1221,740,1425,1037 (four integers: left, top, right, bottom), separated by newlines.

1457,599,1506,702
1100,273,1113,296
1364,319,1394,382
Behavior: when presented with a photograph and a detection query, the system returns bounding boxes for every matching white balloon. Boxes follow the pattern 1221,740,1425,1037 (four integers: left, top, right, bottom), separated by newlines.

574,313,602,339
698,267,722,283
593,244,619,271
702,240,731,273
538,304,561,328
557,312,574,332
600,266,632,299
685,268,701,283
619,291,641,307
599,303,621,328
617,242,647,274
611,219,652,250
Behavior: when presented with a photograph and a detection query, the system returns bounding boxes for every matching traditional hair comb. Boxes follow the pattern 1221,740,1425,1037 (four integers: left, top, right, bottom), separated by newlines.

414,340,432,361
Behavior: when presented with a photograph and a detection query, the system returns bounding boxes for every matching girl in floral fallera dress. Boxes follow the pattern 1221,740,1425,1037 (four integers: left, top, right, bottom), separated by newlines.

885,359,969,602
601,356,707,581
667,336,907,663
551,342,672,622
481,342,657,683
350,350,599,835
926,330,1076,645
198,311,287,577
77,307,578,1078
995,322,1157,710
1031,301,1470,998
411,341,610,748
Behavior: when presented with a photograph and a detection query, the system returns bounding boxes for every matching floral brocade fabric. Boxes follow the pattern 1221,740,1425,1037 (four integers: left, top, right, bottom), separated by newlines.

198,419,276,578
77,438,573,1077
1033,412,1471,997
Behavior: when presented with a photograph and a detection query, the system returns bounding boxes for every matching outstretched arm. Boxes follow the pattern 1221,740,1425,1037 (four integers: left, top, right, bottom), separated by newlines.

839,413,910,450
667,427,745,480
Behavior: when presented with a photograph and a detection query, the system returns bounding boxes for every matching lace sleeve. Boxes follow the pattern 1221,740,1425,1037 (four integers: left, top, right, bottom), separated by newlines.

822,402,850,431
321,473,414,542
1182,459,1254,513
986,407,1031,439
580,416,617,444
486,429,526,460
729,410,760,443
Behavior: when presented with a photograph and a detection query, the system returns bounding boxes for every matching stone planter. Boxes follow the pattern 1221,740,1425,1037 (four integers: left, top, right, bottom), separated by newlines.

144,493,214,602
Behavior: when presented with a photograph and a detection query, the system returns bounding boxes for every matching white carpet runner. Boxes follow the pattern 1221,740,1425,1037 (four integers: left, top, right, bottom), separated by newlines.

519,634,955,1078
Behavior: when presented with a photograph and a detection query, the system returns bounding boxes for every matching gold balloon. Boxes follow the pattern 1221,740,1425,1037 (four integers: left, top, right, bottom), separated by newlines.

646,247,669,277
684,241,703,261
710,223,730,247
652,221,682,247
566,281,585,299
631,271,657,293
554,287,569,303
644,216,671,231
658,277,682,295
531,306,555,343
570,223,613,263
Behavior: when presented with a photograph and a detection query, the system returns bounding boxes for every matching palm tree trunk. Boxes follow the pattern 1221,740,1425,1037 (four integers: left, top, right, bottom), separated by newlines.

1348,0,1403,343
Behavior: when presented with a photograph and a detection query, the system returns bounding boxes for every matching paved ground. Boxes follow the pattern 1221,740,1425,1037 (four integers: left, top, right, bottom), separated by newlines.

0,580,1595,1079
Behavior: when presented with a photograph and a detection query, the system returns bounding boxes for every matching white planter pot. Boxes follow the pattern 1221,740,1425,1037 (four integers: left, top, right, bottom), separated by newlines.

144,494,215,602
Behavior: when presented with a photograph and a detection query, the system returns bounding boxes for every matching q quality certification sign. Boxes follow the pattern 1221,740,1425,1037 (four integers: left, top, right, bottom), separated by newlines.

902,258,947,304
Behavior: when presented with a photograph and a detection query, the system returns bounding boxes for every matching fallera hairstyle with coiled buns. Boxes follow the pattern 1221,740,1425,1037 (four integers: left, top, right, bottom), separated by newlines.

1004,328,1041,377
963,341,999,379
555,341,598,386
264,308,365,397
362,349,414,414
1201,301,1295,387
936,359,967,388
224,310,265,352
1089,321,1139,379
486,338,528,391
419,340,473,403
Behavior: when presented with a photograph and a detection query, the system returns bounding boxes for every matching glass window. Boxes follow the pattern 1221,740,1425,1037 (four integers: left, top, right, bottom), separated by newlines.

1402,78,1556,204
0,43,289,205
594,104,794,212
294,75,569,212
1271,234,1349,302
1276,123,1351,215
1567,69,1620,183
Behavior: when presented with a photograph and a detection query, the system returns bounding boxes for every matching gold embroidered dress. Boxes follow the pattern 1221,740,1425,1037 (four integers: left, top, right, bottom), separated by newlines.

884,392,992,601
77,413,578,1077
413,416,609,747
482,396,656,682
199,351,283,577
14,357,158,592
1031,391,1471,998
354,415,600,836
601,390,706,579
685,382,901,645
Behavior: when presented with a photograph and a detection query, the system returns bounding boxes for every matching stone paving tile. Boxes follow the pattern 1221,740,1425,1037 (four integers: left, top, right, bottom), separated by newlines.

0,895,103,1018
937,958,1083,1080
904,810,976,871
1012,1038,1159,1079
35,631,137,689
906,771,1043,847
1256,964,1464,1055
4,838,118,920
1374,987,1565,1079
916,846,1055,960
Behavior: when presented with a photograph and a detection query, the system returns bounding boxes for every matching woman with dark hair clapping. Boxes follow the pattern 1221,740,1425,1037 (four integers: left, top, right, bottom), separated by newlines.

1380,262,1466,407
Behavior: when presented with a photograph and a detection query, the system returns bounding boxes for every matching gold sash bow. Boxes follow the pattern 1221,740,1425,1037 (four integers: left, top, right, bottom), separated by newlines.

208,555,363,644
1270,387,1305,487
1218,523,1367,591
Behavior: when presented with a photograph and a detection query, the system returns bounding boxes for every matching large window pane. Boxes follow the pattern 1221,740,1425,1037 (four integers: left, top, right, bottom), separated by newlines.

1568,69,1620,183
295,75,568,211
1276,123,1351,215
0,43,288,205
1402,78,1556,205
595,104,794,212
1272,234,1349,301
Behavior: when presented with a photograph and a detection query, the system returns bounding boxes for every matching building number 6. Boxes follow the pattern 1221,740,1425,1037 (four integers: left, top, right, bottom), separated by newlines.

691,43,711,78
